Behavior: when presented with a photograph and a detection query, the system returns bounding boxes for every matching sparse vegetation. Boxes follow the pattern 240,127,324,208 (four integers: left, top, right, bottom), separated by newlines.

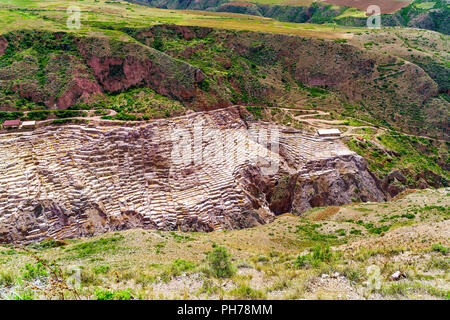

206,245,235,279
0,188,446,300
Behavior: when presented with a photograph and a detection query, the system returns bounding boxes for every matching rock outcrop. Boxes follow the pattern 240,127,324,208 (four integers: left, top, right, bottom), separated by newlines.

77,37,206,103
0,31,206,109
0,107,386,244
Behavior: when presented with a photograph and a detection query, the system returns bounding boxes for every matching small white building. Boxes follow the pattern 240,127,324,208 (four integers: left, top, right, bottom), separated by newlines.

317,128,341,137
21,121,36,129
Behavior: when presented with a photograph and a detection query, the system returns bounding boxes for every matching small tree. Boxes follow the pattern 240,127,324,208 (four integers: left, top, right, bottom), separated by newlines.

207,246,234,278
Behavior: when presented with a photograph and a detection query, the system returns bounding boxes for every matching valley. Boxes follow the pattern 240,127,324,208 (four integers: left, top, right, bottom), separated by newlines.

0,0,447,301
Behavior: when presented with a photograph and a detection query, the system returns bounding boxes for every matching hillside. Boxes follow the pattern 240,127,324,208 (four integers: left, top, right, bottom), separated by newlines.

0,0,448,193
1,24,448,138
0,188,448,299
0,0,448,302
126,0,449,34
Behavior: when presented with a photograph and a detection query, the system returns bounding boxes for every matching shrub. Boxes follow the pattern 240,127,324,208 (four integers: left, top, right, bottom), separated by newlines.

229,284,266,300
26,110,50,120
368,225,391,235
29,239,66,250
14,290,35,300
0,269,15,287
401,213,415,219
69,235,123,258
20,261,48,281
245,106,263,120
206,246,235,278
170,259,196,275
93,288,134,300
53,110,85,118
113,112,137,121
52,118,75,124
293,245,335,268
431,243,449,254
93,265,110,275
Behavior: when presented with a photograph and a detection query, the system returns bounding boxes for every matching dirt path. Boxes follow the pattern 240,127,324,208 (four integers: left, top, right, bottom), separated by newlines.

281,107,382,138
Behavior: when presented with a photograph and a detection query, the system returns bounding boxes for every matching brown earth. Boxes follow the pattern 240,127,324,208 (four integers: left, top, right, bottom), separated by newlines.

324,0,412,14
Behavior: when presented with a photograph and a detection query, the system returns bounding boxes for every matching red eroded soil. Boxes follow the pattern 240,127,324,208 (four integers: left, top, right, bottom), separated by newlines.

324,0,412,14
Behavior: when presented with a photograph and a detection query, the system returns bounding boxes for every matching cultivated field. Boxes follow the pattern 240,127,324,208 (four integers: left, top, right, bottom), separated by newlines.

0,0,360,39
324,0,412,13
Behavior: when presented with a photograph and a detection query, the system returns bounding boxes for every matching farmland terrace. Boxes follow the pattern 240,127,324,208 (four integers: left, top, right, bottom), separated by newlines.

0,106,386,244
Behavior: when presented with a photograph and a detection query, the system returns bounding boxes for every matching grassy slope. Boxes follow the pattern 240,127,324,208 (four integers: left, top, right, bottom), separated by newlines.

350,28,450,92
125,0,448,33
126,25,447,139
0,188,448,299
244,0,412,13
0,0,358,39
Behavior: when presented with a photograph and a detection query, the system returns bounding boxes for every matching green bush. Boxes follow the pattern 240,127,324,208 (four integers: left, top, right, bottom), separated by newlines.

431,243,449,254
93,265,111,275
26,110,50,120
51,118,75,124
29,239,65,250
20,261,48,281
69,235,124,258
293,255,310,268
312,244,333,262
294,245,335,268
229,284,266,300
206,246,235,278
93,288,133,300
53,110,86,118
245,106,263,120
169,259,196,275
368,225,390,235
113,112,138,121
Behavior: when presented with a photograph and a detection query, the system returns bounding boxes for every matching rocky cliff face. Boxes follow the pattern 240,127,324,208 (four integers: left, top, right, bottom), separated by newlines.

291,155,386,213
77,37,206,103
0,31,206,109
0,107,386,244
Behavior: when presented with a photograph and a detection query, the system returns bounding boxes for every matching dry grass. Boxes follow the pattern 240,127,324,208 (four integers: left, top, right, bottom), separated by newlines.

307,206,341,221
0,188,448,300
392,189,419,201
